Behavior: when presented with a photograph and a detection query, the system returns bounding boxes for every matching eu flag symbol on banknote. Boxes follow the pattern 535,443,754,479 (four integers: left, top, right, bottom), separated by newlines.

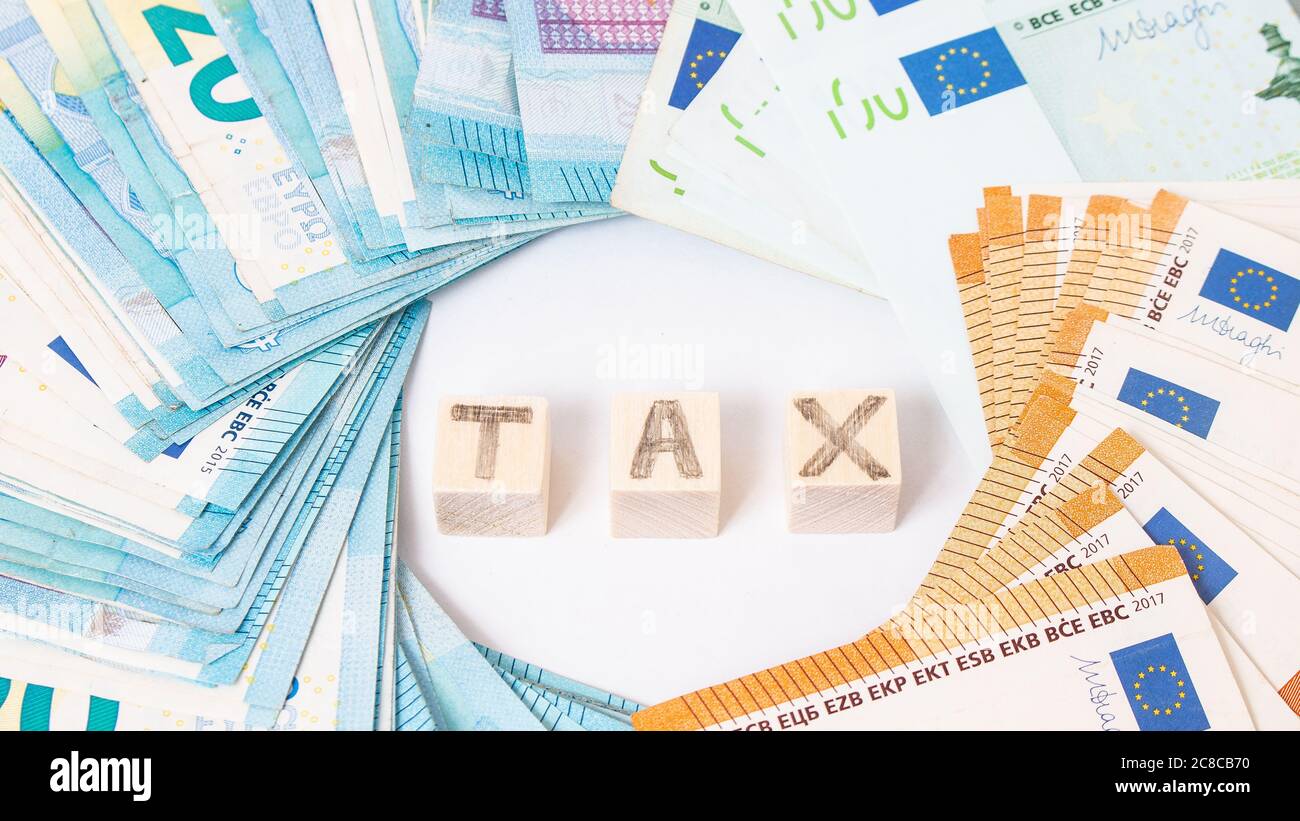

1143,508,1238,604
47,336,97,386
899,28,1026,116
669,19,742,110
1110,633,1210,731
161,439,192,459
1116,368,1220,439
1199,248,1300,332
870,0,922,13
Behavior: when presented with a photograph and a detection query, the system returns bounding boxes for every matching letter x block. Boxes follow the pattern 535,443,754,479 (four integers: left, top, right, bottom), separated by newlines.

610,392,721,538
785,390,901,534
434,395,550,536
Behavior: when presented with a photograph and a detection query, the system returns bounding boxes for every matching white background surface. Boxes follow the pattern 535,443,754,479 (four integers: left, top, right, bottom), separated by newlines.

398,216,982,706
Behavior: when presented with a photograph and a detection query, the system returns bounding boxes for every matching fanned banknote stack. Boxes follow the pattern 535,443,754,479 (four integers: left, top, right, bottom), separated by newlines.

629,187,1300,730
941,183,1300,729
0,0,644,731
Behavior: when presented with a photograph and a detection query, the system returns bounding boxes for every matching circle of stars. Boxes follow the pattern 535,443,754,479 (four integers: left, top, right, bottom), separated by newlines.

688,49,729,91
1166,536,1207,582
934,46,991,97
1132,664,1188,717
1139,386,1191,428
1228,267,1279,312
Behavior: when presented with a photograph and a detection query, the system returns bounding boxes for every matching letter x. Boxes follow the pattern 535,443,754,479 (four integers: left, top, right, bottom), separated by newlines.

794,396,890,480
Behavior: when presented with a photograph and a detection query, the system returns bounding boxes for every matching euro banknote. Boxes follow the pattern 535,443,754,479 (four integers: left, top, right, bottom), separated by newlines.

635,546,1254,730
408,0,531,196
503,0,662,203
12,0,589,355
0,306,424,660
609,1,879,294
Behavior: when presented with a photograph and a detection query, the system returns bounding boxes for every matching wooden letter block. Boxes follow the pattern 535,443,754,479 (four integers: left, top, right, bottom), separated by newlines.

434,395,550,536
785,389,901,534
610,392,721,538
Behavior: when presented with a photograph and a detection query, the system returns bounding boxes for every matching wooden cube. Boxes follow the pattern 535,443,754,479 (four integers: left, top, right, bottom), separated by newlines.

434,395,550,536
785,390,901,534
610,392,721,538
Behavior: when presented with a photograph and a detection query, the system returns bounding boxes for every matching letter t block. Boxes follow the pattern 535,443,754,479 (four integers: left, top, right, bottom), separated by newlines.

610,392,721,538
786,389,901,534
434,395,550,536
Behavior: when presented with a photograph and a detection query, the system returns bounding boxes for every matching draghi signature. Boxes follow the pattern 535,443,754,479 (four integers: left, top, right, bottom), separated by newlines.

1178,303,1284,365
1072,655,1121,730
1098,0,1229,60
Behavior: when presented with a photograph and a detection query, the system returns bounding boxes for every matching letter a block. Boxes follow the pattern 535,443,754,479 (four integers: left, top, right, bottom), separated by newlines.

434,396,550,536
610,392,721,538
785,390,901,534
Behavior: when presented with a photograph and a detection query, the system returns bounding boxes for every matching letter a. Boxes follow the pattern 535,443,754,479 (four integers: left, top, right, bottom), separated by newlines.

630,400,703,479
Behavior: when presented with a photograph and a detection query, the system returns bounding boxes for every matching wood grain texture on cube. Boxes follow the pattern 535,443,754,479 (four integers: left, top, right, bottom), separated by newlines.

785,389,901,534
434,395,550,536
610,392,721,538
